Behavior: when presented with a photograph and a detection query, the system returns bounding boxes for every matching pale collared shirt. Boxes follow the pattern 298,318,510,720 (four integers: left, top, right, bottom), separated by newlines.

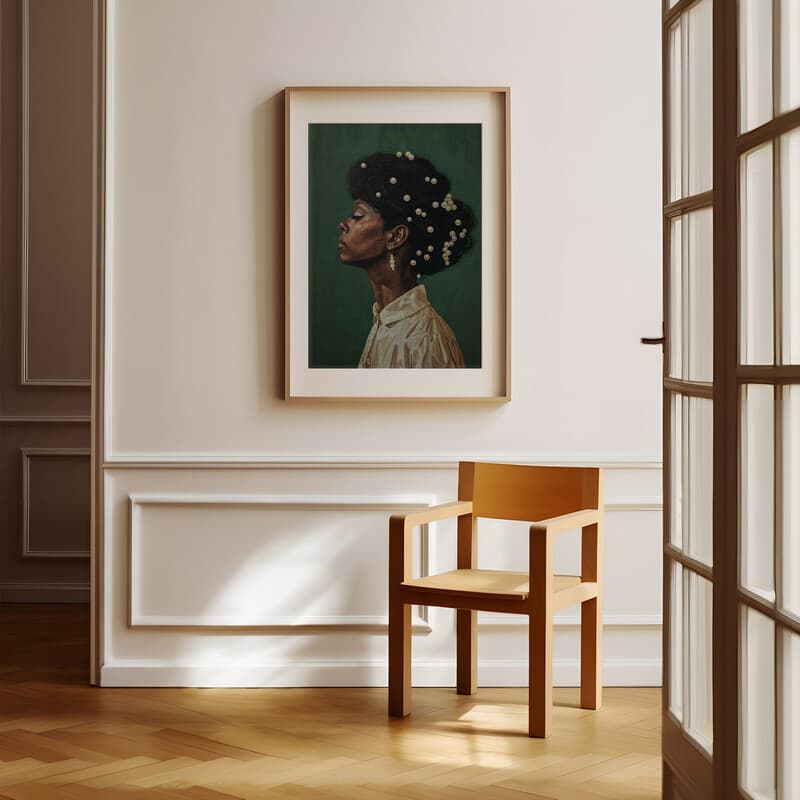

358,284,465,368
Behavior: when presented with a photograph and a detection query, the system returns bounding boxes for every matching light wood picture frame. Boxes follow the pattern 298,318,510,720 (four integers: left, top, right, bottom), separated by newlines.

285,86,510,401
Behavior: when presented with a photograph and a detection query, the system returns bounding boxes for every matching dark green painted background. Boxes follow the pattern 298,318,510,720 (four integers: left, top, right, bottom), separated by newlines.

308,123,482,368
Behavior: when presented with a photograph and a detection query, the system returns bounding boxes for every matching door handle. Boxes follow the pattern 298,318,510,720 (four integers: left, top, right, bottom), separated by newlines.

641,322,665,348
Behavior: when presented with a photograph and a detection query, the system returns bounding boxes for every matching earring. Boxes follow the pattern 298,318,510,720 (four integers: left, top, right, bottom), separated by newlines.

389,252,396,272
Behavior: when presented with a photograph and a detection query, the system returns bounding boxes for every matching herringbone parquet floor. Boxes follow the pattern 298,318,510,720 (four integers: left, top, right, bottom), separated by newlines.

0,605,661,799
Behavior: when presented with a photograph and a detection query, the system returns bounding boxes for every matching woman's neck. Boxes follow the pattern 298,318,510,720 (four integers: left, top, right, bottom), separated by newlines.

365,253,417,311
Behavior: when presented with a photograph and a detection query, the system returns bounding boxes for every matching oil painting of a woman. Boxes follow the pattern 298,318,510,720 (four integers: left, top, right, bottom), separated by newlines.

308,123,481,371
338,151,476,368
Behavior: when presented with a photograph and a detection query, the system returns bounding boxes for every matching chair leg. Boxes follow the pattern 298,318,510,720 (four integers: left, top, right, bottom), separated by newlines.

388,600,411,717
580,597,602,710
456,609,477,695
529,610,552,737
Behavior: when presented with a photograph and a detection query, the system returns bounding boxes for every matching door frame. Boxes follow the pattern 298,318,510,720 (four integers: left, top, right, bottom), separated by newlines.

89,0,107,687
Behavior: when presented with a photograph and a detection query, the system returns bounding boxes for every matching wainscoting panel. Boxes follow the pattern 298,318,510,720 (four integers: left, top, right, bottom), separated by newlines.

102,463,662,688
0,0,91,604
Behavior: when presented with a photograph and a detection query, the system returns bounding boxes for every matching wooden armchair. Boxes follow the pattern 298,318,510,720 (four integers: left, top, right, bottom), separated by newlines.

388,461,603,738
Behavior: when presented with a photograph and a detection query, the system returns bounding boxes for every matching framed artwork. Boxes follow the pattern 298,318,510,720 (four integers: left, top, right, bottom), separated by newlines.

284,86,510,400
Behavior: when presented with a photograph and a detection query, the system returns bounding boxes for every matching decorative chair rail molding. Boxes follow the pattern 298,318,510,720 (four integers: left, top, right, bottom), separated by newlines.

0,582,89,603
104,456,663,470
605,497,662,511
128,493,435,630
100,657,662,688
19,0,91,388
21,447,91,558
0,416,91,423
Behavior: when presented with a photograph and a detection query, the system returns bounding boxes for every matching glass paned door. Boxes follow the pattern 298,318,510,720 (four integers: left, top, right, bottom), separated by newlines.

737,0,800,795
663,1,800,796
662,0,715,795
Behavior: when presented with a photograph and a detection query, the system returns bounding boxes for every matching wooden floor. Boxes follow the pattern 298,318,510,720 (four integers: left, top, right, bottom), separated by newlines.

0,605,661,799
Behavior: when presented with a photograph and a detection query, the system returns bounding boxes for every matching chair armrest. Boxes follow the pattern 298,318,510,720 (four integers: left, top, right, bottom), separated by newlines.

529,508,601,538
389,501,473,585
528,509,603,595
390,501,473,532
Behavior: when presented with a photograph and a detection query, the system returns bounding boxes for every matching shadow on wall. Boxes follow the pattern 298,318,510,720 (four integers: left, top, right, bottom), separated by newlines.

251,93,286,404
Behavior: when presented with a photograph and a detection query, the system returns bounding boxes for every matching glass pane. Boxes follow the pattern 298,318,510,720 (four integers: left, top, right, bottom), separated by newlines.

779,628,800,799
782,129,800,364
686,572,713,752
778,0,800,115
741,606,776,800
740,0,774,132
742,384,776,602
688,209,713,381
668,2,712,202
687,398,713,565
669,21,683,202
671,394,684,550
669,561,684,721
783,385,800,619
669,210,713,381
670,217,683,378
686,0,712,197
741,144,775,365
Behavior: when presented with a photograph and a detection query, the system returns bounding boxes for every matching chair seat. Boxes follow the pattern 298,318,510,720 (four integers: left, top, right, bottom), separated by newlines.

401,569,582,601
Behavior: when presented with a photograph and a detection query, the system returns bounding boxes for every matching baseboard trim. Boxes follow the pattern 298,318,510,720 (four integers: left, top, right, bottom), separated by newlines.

100,658,662,688
0,582,90,603
474,659,662,687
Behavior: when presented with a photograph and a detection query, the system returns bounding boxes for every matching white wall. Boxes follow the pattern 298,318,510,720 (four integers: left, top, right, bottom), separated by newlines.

102,0,663,687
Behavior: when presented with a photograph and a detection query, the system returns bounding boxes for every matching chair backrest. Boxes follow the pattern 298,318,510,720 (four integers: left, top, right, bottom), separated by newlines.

457,461,601,522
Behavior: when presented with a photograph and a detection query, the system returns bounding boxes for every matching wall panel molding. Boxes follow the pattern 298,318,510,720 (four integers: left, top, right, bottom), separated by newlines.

128,493,434,631
22,447,91,557
604,497,662,511
19,0,91,388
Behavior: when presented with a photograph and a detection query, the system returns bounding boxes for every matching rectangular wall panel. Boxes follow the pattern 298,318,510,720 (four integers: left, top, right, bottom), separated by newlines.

129,494,434,628
23,449,90,557
0,425,90,600
21,0,92,385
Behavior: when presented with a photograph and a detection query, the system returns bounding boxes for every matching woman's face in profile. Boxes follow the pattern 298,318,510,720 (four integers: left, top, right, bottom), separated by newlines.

338,200,387,267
